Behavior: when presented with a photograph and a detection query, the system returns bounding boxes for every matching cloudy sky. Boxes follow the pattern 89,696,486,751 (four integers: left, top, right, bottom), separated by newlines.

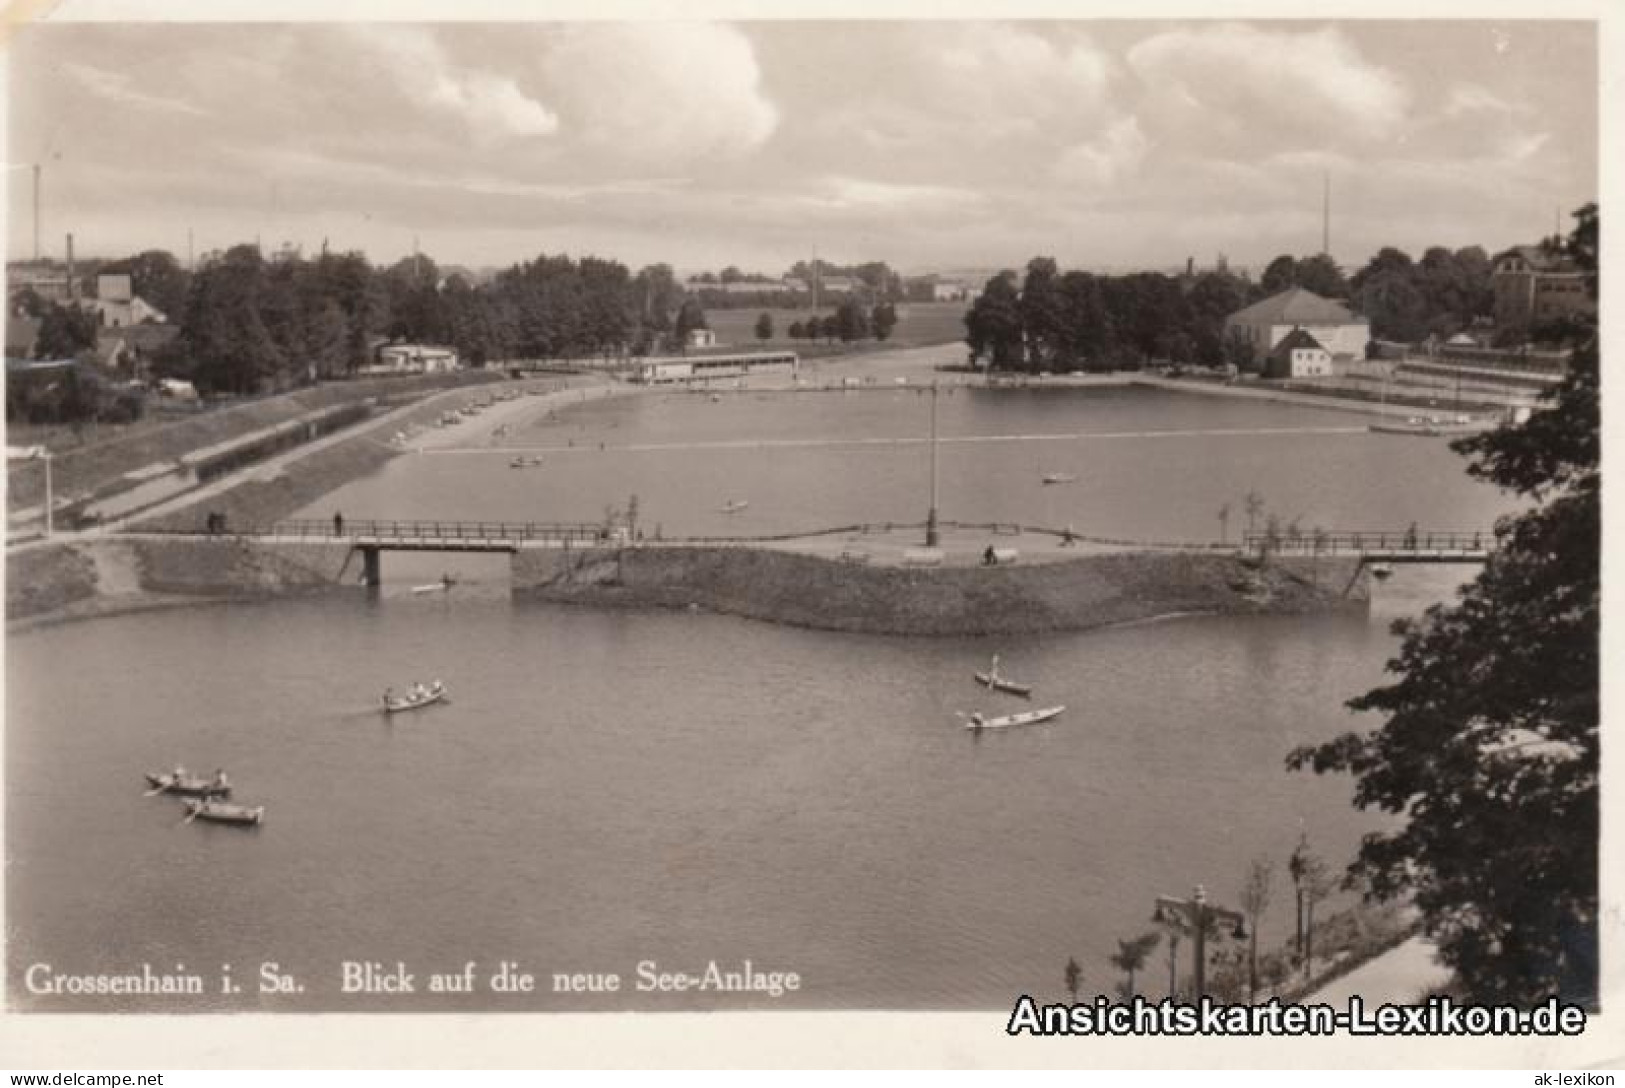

5,19,1598,276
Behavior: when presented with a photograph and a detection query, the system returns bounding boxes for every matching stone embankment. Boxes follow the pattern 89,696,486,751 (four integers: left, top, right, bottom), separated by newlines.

11,536,1365,636
513,545,1366,637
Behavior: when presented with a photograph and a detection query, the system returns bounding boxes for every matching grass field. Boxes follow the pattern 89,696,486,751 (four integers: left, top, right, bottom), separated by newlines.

702,300,968,352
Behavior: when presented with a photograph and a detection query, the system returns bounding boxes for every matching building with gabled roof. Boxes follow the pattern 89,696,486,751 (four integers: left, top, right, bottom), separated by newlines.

1263,327,1333,379
1491,244,1591,332
1224,286,1369,360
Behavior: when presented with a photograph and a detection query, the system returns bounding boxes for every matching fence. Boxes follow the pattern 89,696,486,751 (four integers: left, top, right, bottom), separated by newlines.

1242,528,1492,555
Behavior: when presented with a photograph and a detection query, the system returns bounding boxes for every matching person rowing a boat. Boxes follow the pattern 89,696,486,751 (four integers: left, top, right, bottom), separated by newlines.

213,769,229,793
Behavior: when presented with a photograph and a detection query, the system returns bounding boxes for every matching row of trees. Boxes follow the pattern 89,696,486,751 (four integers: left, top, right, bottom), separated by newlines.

966,244,1503,373
777,300,899,344
966,258,1258,373
153,247,713,394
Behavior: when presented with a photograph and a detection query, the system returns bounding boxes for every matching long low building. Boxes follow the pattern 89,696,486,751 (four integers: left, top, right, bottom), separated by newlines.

632,350,799,384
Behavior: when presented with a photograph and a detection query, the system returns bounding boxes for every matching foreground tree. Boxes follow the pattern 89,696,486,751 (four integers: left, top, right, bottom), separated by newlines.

1289,204,1599,1007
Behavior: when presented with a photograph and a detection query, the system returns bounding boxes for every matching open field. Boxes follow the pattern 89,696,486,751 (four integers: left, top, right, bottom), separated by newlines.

702,300,969,352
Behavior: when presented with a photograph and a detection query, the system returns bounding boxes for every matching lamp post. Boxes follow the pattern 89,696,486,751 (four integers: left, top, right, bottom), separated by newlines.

42,449,53,537
1152,884,1247,999
925,380,940,547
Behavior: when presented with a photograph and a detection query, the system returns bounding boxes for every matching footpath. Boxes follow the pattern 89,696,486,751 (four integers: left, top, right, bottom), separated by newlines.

1307,936,1452,1006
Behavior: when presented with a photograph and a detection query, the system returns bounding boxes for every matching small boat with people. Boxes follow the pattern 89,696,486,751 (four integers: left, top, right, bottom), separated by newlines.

183,798,265,826
382,680,448,714
509,455,544,468
1368,562,1395,580
973,655,1032,697
964,705,1066,731
145,768,232,799
411,574,458,594
1041,472,1078,485
720,499,750,514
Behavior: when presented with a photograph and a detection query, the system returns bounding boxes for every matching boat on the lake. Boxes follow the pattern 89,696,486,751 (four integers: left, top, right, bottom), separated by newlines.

184,798,265,826
411,575,457,594
720,499,750,514
1368,562,1395,580
1370,415,1483,438
1041,472,1077,485
973,655,1032,697
382,681,447,714
509,456,544,468
964,705,1065,731
144,771,231,799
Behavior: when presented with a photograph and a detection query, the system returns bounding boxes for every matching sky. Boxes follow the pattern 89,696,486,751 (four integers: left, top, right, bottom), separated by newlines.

3,18,1599,278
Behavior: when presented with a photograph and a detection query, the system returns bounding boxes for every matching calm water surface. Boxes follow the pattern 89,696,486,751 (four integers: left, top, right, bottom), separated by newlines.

7,385,1515,1011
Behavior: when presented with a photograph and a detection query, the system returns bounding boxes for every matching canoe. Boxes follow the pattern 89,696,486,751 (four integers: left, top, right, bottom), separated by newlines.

145,772,231,799
185,799,264,826
974,671,1033,698
964,705,1065,731
383,682,447,714
509,456,544,468
1042,473,1077,485
720,500,749,514
411,578,457,594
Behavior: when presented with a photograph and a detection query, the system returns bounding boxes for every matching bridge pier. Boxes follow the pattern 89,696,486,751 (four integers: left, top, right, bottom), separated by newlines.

361,546,381,588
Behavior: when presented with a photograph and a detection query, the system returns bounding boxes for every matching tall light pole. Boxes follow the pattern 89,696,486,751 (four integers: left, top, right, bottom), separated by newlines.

33,163,41,261
926,380,940,547
1152,884,1247,999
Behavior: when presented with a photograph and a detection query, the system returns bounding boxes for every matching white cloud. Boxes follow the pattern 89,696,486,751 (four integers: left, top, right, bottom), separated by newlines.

538,23,777,163
63,61,207,116
1442,82,1519,118
1054,117,1149,187
360,26,558,140
1127,24,1410,152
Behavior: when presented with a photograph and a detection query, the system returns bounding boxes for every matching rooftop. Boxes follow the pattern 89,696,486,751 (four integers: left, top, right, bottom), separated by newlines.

1229,287,1363,327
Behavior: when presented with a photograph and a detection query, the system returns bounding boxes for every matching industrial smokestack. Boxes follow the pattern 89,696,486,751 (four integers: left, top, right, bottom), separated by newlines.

65,232,75,300
32,164,40,262
1186,256,1194,277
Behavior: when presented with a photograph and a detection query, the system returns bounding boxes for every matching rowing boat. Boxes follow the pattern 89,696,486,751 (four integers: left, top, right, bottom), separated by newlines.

184,799,265,826
411,576,457,594
1042,473,1077,485
964,705,1065,731
383,681,447,714
720,500,749,514
973,654,1032,698
144,772,231,799
509,456,544,468
973,671,1033,697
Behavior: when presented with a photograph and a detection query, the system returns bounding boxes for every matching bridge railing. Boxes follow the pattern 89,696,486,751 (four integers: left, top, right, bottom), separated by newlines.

1242,529,1492,554
270,518,608,544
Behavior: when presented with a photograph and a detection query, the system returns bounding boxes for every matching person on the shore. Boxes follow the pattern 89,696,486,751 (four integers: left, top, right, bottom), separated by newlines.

983,545,997,566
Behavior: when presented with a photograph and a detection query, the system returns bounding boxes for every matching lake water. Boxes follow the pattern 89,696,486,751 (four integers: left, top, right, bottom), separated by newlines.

6,383,1518,1011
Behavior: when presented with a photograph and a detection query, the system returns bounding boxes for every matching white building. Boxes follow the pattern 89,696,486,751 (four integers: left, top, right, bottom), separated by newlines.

374,343,460,373
85,273,166,328
685,329,718,349
1224,287,1369,361
1263,328,1333,379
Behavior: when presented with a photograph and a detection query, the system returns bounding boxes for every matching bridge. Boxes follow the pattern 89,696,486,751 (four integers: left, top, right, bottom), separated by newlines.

120,518,1494,587
1241,528,1492,565
266,518,621,585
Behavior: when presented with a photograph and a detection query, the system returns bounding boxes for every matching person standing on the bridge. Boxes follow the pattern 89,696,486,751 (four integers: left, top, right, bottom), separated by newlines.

334,511,345,537
1405,522,1418,550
